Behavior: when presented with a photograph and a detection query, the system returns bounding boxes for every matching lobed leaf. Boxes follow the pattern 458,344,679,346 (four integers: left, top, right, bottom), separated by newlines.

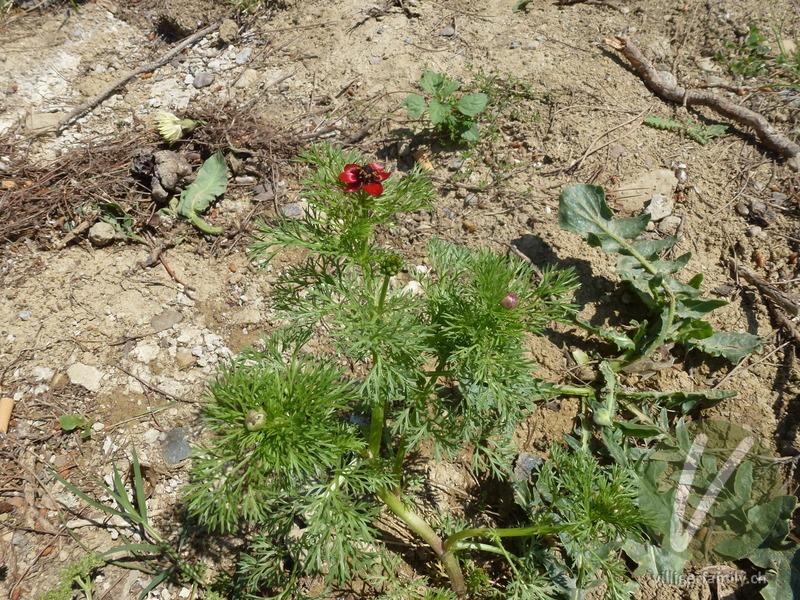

176,151,228,234
687,331,763,363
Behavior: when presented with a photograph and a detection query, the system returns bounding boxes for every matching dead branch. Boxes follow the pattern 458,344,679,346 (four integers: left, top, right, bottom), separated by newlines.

57,20,224,131
604,36,800,171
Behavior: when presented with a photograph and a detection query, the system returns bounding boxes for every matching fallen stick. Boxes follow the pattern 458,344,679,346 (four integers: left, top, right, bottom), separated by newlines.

57,20,223,131
604,36,800,171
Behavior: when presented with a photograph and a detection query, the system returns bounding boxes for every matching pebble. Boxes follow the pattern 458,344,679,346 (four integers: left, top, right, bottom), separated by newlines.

464,193,478,207
657,215,682,235
369,57,382,65
163,427,192,464
235,68,259,88
735,201,749,216
176,348,196,368
25,112,63,134
282,202,306,219
192,72,215,89
88,221,116,247
514,452,543,482
462,220,478,233
218,18,239,44
746,225,765,238
645,193,674,221
151,309,183,332
66,363,104,392
439,26,455,37
235,48,252,65
448,156,465,171
19,310,31,321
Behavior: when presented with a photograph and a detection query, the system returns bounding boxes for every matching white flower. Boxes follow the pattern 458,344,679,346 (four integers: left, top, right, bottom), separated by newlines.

156,111,202,143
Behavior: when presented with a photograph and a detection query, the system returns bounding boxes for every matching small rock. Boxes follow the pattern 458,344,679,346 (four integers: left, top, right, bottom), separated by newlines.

282,202,306,219
193,72,214,89
88,222,116,247
218,19,239,44
645,193,674,221
618,169,678,214
401,280,424,296
746,225,764,238
696,57,717,72
514,452,543,482
369,57,382,65
464,193,478,207
656,70,677,88
439,26,455,37
19,310,31,321
609,144,626,159
176,348,196,368
510,42,520,49
706,75,728,86
735,201,749,216
151,309,183,332
235,68,259,88
66,363,104,392
657,215,682,235
462,220,478,233
131,343,160,364
163,427,192,464
448,156,465,171
772,192,788,205
32,366,55,382
25,112,63,135
235,47,252,65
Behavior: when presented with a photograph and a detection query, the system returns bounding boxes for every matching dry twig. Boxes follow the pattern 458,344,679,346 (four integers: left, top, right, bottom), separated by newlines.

58,21,224,131
604,36,800,171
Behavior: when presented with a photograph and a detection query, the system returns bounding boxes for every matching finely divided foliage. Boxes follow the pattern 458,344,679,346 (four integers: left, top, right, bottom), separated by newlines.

177,151,794,599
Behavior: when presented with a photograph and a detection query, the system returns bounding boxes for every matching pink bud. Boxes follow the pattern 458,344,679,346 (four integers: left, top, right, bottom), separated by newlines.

500,292,519,309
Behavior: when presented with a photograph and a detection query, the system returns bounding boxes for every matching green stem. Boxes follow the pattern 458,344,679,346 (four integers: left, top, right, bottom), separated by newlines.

377,273,390,313
378,488,467,598
443,522,568,554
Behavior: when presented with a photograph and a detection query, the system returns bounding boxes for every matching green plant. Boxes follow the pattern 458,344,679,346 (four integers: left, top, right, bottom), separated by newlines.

53,447,205,599
181,144,658,599
41,553,105,600
716,23,800,90
643,115,728,146
58,413,94,440
164,151,228,234
403,71,488,143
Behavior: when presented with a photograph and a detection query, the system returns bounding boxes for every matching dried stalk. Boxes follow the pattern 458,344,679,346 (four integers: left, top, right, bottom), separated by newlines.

604,36,800,171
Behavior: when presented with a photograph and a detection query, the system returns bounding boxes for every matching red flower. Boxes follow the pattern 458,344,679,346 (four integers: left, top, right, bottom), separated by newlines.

338,162,391,196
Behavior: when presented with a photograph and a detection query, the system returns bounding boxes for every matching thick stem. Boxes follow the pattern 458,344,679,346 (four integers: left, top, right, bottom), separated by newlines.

378,488,467,598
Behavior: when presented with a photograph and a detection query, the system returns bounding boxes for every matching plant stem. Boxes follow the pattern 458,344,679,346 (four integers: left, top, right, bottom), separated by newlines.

377,273,390,313
377,488,467,598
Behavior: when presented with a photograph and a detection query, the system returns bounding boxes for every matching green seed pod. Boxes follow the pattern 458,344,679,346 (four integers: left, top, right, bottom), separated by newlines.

593,408,613,428
245,410,267,431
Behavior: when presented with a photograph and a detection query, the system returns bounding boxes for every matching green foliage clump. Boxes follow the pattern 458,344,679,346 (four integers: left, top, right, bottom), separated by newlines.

41,553,104,600
643,115,728,146
403,71,488,143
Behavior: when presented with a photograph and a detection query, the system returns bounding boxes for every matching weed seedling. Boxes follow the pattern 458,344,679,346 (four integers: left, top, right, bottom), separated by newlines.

403,71,488,143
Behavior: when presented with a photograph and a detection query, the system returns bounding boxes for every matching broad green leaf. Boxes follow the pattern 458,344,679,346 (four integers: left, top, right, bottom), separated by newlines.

672,318,714,342
456,93,488,117
514,0,532,11
749,545,800,600
459,123,480,142
675,298,729,320
623,538,688,580
419,70,444,94
558,184,650,254
402,94,427,118
59,414,87,431
715,495,797,559
428,98,451,125
440,79,460,97
614,420,665,439
575,317,636,350
176,151,228,234
688,331,763,363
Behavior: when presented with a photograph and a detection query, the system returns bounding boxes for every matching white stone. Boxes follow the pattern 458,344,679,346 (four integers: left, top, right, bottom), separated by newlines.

131,343,160,364
67,363,104,392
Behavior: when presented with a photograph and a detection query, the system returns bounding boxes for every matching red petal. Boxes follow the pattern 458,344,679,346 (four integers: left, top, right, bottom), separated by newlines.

343,181,362,192
343,164,361,173
339,171,358,183
374,170,391,182
362,182,383,196
367,162,384,171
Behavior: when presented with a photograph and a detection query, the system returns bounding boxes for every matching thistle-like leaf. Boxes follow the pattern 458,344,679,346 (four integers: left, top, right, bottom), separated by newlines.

176,151,228,234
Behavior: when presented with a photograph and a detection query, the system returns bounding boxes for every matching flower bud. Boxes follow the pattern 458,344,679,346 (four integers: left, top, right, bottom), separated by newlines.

593,408,613,427
500,292,519,309
245,410,266,431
